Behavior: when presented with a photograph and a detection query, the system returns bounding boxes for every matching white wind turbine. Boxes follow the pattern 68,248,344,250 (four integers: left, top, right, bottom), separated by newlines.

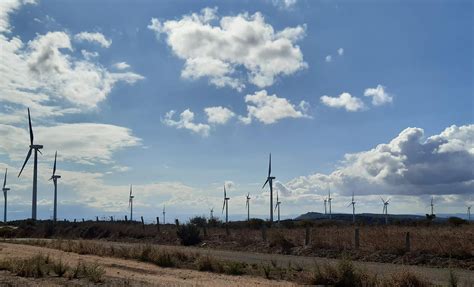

327,186,332,219
381,196,390,225
323,198,327,215
162,204,166,224
49,151,61,222
209,207,214,220
3,169,10,222
222,184,230,225
128,185,134,221
245,193,251,221
274,190,281,224
347,191,356,223
467,205,471,221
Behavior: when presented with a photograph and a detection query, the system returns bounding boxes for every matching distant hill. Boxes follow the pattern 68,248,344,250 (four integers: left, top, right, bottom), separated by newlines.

295,212,445,224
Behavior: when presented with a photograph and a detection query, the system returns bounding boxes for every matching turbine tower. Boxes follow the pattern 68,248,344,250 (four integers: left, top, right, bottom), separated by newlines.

49,151,61,222
327,186,332,219
262,153,275,224
467,205,471,221
3,169,10,222
209,208,214,220
245,193,250,221
128,185,134,221
324,198,327,215
222,184,230,225
430,196,434,216
274,190,281,224
162,205,166,224
381,197,390,225
347,191,356,223
18,108,43,220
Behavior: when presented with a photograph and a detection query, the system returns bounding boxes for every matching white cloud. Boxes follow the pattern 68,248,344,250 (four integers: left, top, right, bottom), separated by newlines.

204,106,235,125
0,123,141,165
272,0,297,9
320,92,366,112
162,109,211,136
0,0,36,33
81,49,99,60
74,32,112,48
364,84,393,106
280,124,474,203
113,62,130,70
240,90,309,124
325,55,332,62
148,8,307,90
337,48,344,56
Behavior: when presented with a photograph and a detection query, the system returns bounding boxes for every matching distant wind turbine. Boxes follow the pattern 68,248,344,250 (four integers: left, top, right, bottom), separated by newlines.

347,191,356,223
328,186,332,219
162,205,166,224
323,198,327,215
381,197,390,225
3,169,10,222
209,207,214,220
128,185,134,221
430,196,435,216
274,190,281,224
262,153,275,223
18,108,43,220
49,151,61,222
222,184,230,225
245,193,250,221
467,205,471,221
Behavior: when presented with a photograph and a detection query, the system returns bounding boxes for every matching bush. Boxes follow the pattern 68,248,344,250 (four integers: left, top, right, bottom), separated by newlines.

196,255,215,272
51,258,69,277
177,223,201,246
224,262,246,275
154,251,175,268
269,233,294,254
390,270,430,287
207,218,222,227
247,218,265,229
190,216,207,227
448,217,467,226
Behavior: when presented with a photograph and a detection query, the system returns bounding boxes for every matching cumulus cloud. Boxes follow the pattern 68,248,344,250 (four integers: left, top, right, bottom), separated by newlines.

0,123,141,165
0,0,36,33
162,109,211,136
240,90,310,124
272,0,297,9
148,8,307,90
364,84,393,106
74,31,112,48
280,125,474,203
337,48,344,56
325,55,332,62
204,106,235,125
113,61,130,70
320,92,365,112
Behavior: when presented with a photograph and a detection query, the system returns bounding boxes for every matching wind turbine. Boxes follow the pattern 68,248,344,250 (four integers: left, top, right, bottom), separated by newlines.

128,185,134,221
245,193,250,221
18,108,43,220
327,186,332,219
262,153,275,223
467,205,471,221
323,198,327,215
430,196,434,216
209,207,214,220
49,151,61,222
222,184,230,225
274,190,281,224
3,169,10,222
381,197,390,225
162,205,166,224
347,191,356,223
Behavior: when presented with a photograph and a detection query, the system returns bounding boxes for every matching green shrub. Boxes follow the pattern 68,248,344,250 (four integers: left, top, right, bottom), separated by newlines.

196,255,215,272
190,216,207,227
224,262,246,275
448,217,467,226
177,223,201,246
154,252,174,268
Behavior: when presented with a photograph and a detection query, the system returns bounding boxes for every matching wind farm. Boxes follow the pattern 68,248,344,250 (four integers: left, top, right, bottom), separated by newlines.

0,0,472,286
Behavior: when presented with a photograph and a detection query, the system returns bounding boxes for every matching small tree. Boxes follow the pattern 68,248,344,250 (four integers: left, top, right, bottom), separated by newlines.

177,223,202,246
190,216,207,227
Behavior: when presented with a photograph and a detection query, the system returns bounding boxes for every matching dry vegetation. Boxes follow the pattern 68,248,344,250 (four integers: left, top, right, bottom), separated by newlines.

1,219,472,270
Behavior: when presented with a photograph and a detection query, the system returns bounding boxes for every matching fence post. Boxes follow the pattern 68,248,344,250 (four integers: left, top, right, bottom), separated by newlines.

74,219,76,223
354,227,360,250
305,226,311,246
141,216,145,229
405,232,411,252
261,224,267,242
125,215,128,222
175,219,180,227
156,217,160,231
203,223,208,237
110,216,114,222
96,216,99,222
82,218,85,222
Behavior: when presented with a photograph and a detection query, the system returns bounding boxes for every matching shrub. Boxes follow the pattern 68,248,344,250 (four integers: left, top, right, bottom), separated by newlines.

448,217,467,226
269,232,294,254
224,262,246,275
81,262,105,283
154,251,174,268
196,255,215,272
52,258,69,277
247,218,265,229
190,216,207,227
390,270,430,287
177,223,201,246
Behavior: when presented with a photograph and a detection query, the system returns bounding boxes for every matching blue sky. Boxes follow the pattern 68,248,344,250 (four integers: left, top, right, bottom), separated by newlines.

0,0,472,222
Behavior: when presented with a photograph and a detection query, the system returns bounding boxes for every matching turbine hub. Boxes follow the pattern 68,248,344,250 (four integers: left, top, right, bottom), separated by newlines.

30,144,43,149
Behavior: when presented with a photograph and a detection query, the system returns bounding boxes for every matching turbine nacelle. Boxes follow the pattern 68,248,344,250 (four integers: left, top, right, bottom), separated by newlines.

30,145,43,149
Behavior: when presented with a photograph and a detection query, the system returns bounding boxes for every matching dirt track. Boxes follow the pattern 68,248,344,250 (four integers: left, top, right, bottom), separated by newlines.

0,242,294,286
1,240,474,286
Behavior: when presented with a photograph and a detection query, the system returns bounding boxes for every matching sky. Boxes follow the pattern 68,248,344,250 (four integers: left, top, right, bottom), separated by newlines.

0,0,472,222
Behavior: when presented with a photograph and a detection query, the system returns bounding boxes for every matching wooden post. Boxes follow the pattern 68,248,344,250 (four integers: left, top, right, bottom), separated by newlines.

141,216,145,229
74,219,76,223
96,216,99,222
82,218,84,222
175,219,180,227
305,226,311,246
354,228,360,250
110,216,114,222
225,224,230,236
125,215,128,222
261,224,267,242
405,232,411,252
156,217,160,231
203,224,208,237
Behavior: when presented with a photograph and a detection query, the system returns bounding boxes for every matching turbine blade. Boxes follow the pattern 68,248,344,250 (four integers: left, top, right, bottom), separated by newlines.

224,185,226,198
262,178,269,189
268,153,271,177
18,148,32,177
28,108,33,145
274,204,278,212
130,185,132,197
52,151,57,176
222,200,225,213
37,149,42,155
380,196,385,203
347,202,352,208
3,168,6,189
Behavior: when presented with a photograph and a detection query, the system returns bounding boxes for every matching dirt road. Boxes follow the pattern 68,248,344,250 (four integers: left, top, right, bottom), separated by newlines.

0,242,294,286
